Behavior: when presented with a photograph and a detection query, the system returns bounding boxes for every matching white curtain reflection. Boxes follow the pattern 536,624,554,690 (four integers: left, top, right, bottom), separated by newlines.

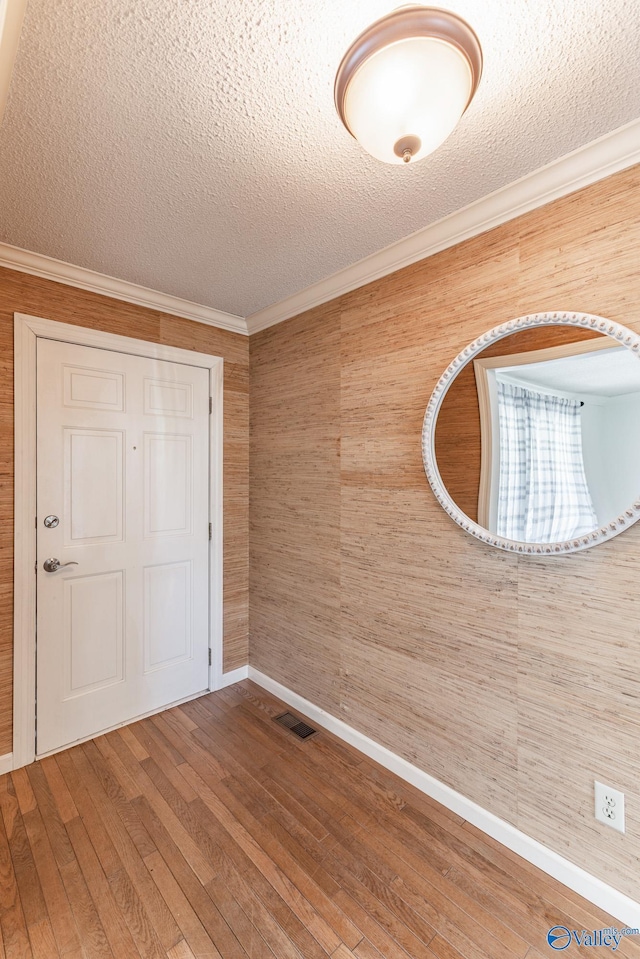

496,382,597,543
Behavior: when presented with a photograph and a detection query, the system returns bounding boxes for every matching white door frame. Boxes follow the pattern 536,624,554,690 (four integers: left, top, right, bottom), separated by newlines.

13,312,224,770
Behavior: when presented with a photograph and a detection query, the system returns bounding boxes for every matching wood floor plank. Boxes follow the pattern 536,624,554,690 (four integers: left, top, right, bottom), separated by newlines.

21,806,84,959
150,712,227,782
24,919,59,959
342,797,535,954
58,832,115,959
263,750,378,832
54,748,135,879
20,775,99,959
39,758,78,825
194,771,362,949
331,945,357,959
167,939,198,959
110,727,198,808
143,850,223,959
0,786,33,959
176,762,343,954
187,709,282,784
191,799,332,959
159,756,342,955
167,940,198,959
25,765,76,869
253,769,329,842
326,803,529,959
8,772,36,818
139,757,224,872
0,779,49,932
255,807,341,900
118,724,150,762
2,683,633,959
66,745,183,952
427,932,478,959
168,706,199,733
204,872,277,959
213,845,306,959
314,842,436,959
79,741,160,862
131,795,250,959
93,736,143,802
332,887,424,959
129,718,186,770
82,738,215,888
352,938,386,959
362,762,465,828
64,817,145,959
459,820,640,944
158,781,331,959
192,766,427,959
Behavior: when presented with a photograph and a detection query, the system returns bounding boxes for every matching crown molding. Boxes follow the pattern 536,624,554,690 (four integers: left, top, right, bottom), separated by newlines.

0,0,29,128
247,118,640,334
0,243,248,334
2,121,638,338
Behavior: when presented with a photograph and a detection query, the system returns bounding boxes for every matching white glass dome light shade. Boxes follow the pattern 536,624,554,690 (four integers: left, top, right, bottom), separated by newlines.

344,37,473,165
334,7,482,166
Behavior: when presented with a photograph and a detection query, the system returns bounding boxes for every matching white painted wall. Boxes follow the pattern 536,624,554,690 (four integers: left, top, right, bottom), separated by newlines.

581,391,640,524
580,399,612,525
601,391,640,517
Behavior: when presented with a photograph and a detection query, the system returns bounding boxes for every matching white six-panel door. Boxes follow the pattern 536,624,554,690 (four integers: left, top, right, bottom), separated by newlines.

36,339,210,755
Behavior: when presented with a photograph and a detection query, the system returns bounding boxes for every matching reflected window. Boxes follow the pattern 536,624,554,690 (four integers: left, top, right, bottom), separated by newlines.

495,381,596,543
474,339,640,540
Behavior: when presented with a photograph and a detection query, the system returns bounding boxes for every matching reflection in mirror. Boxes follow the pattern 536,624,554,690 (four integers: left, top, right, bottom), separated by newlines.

429,317,640,551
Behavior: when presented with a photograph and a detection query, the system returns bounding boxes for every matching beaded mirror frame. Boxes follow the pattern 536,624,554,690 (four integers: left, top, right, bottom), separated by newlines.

421,311,640,554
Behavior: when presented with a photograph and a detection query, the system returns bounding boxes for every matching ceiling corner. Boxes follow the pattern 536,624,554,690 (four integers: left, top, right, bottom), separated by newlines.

246,118,640,336
0,242,249,335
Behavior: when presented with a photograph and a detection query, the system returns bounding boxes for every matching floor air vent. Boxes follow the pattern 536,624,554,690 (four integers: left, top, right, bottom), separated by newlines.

274,711,317,739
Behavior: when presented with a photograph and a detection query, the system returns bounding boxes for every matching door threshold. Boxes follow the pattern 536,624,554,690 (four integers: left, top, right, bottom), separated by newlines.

35,687,210,761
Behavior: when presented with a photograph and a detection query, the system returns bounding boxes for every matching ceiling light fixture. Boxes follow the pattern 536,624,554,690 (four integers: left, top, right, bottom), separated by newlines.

334,6,482,166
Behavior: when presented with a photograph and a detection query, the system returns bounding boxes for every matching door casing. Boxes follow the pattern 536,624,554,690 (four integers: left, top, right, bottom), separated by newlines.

13,312,224,769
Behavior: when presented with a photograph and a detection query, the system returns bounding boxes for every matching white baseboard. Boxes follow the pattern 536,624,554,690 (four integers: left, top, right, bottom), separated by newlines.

218,665,249,689
247,667,640,929
0,752,13,775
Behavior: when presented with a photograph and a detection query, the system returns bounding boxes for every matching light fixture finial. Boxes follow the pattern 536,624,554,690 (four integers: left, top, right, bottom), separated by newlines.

394,135,422,163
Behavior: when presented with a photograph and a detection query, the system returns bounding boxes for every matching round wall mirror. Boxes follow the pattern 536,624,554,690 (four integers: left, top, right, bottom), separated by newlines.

422,312,640,553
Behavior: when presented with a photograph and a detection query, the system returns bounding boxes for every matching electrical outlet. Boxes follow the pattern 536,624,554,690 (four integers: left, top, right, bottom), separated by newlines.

594,781,625,834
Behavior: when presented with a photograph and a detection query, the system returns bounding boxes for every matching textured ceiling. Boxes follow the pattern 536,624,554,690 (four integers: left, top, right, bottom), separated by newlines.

0,0,639,318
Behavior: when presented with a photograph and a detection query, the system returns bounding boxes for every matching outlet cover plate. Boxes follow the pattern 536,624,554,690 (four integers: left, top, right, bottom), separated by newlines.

594,780,625,834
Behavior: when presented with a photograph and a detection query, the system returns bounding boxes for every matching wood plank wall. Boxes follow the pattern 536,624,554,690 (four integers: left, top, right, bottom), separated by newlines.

0,269,250,755
250,163,640,903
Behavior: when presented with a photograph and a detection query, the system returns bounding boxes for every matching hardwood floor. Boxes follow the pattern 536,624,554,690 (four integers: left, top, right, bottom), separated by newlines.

0,680,637,958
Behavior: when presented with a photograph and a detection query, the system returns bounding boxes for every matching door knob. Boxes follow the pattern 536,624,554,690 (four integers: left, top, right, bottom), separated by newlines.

43,558,79,573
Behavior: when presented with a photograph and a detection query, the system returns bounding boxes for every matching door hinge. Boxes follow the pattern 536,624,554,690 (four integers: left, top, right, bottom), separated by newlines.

208,522,212,540
209,396,212,414
208,648,212,666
